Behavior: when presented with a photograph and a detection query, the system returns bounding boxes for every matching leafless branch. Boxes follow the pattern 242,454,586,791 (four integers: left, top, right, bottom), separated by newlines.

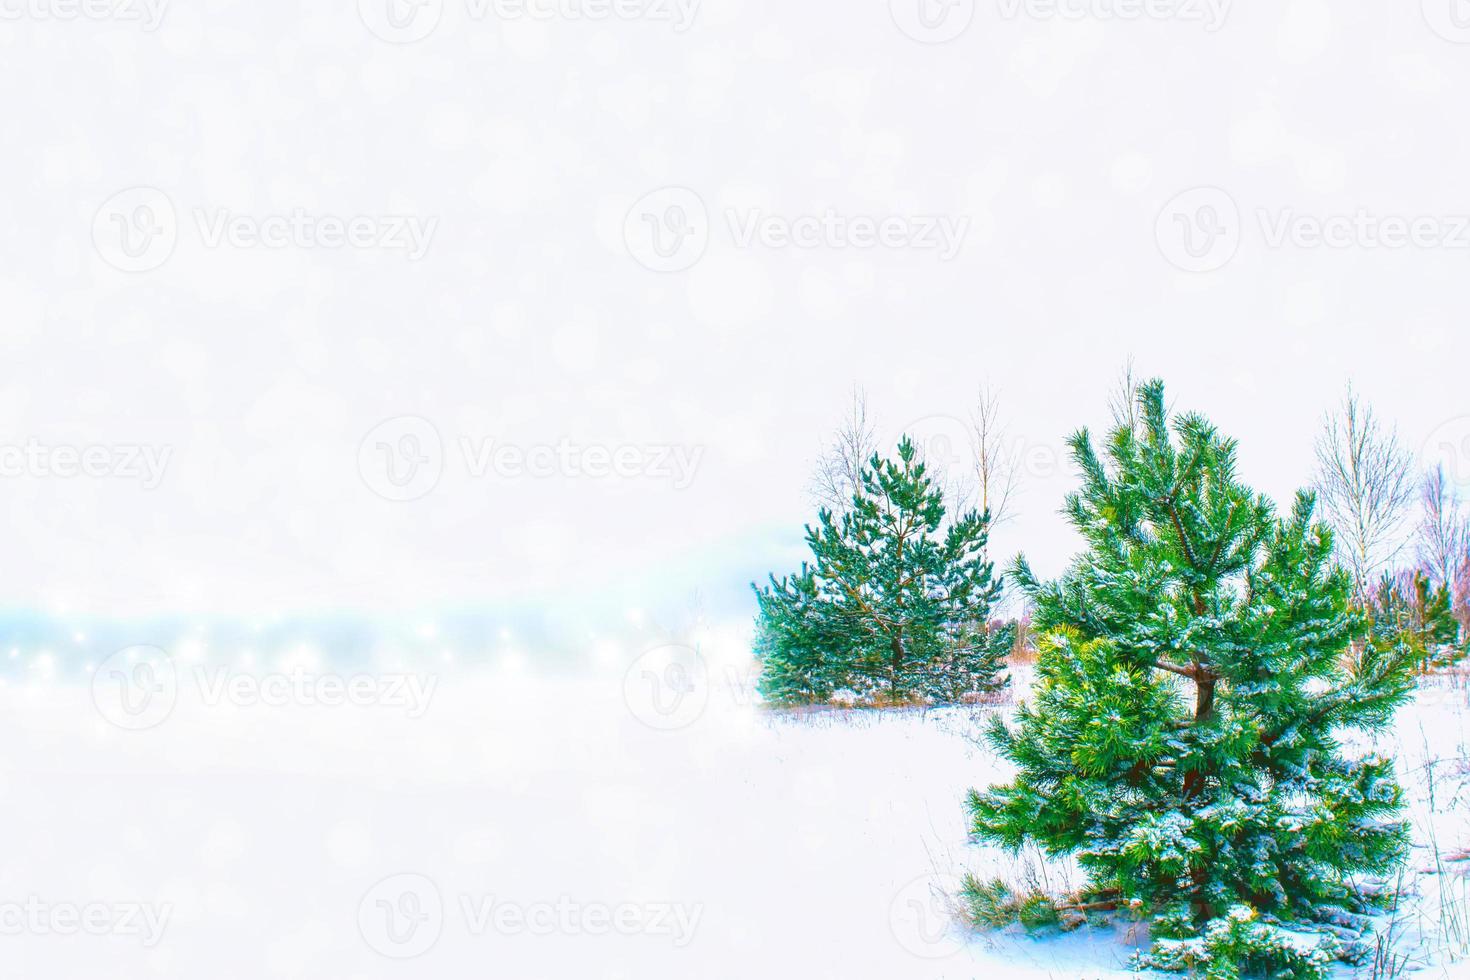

1108,357,1141,433
807,385,879,514
1313,387,1416,597
1418,464,1470,627
970,384,1019,527
1418,465,1469,587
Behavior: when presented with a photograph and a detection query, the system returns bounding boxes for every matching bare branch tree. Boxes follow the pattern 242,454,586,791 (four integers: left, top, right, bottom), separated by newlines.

1313,387,1417,597
807,386,879,514
1417,464,1470,588
969,384,1018,527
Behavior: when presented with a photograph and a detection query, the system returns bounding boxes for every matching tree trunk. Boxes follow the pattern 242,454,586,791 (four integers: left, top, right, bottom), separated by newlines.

1181,673,1216,800
889,633,905,695
1194,675,1215,721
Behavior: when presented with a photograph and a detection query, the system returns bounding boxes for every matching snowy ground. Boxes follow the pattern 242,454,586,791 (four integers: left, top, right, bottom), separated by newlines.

0,645,1466,978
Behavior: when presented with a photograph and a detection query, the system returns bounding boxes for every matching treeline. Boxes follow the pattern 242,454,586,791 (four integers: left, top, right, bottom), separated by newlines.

1318,388,1470,673
753,374,1470,707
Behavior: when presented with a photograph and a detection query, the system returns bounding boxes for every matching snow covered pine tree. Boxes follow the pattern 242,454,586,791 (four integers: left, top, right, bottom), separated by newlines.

754,436,1013,704
967,380,1416,976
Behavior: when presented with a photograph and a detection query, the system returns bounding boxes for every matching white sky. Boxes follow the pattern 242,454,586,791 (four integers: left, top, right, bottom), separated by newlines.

2,1,1468,621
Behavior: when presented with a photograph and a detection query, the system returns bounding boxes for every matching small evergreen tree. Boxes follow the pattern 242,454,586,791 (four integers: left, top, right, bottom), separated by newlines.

968,381,1416,972
753,566,845,704
755,437,1011,703
1366,571,1463,673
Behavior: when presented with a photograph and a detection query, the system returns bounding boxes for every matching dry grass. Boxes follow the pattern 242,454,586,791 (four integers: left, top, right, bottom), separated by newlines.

1370,701,1470,977
1415,659,1470,694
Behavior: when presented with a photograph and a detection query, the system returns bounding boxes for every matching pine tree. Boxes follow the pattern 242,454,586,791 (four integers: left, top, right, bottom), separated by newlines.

1367,571,1463,673
968,381,1416,973
754,436,1010,703
753,565,845,704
